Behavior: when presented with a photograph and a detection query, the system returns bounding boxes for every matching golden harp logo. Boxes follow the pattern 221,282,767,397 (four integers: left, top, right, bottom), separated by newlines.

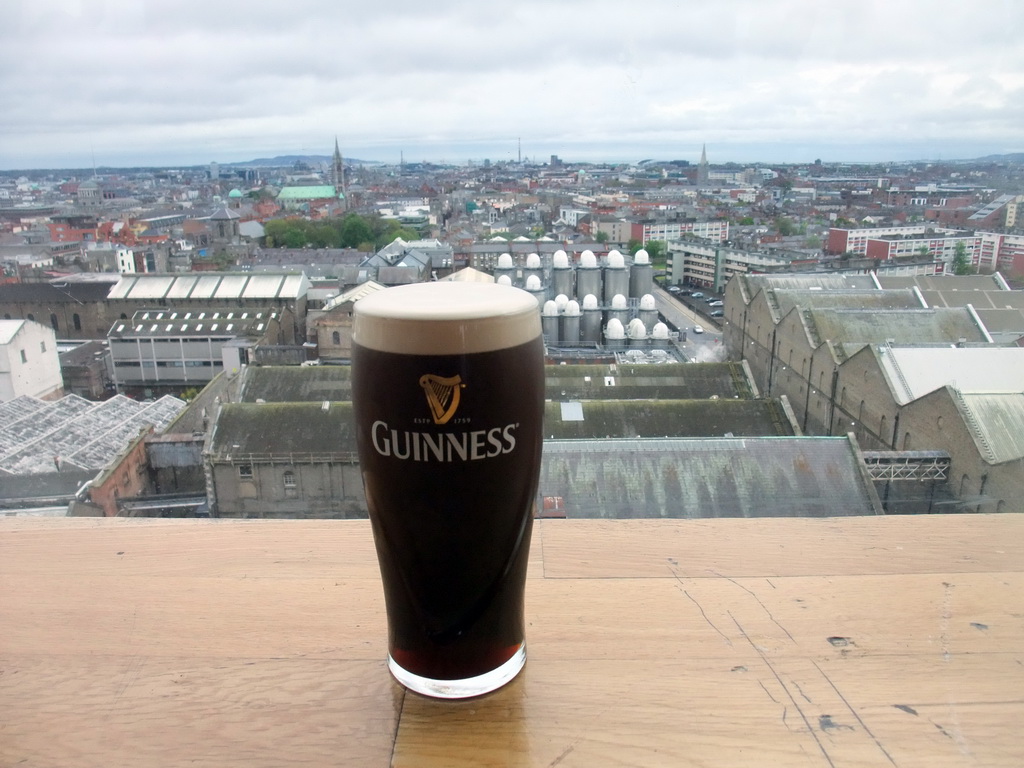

419,374,464,425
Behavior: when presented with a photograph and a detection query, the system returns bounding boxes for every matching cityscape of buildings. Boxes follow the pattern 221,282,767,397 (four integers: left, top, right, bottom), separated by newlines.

2,147,1023,518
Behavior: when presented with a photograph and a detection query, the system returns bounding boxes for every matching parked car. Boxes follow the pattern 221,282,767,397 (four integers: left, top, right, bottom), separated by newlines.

710,310,724,317
691,292,704,299
708,300,723,307
668,286,681,294
692,325,704,334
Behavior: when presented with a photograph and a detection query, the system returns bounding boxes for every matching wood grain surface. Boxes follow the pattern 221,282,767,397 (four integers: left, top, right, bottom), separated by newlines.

1,515,1021,767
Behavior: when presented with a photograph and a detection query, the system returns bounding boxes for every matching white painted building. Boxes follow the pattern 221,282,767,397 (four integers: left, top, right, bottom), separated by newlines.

0,319,63,402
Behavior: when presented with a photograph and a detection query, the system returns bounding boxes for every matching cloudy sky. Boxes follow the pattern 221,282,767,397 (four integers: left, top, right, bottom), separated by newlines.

2,0,1022,169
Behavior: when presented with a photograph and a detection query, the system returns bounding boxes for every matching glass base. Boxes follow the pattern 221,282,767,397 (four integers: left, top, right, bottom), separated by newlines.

388,643,526,699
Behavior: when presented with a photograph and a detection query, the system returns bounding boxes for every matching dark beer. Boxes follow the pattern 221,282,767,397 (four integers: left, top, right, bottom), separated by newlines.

352,283,544,698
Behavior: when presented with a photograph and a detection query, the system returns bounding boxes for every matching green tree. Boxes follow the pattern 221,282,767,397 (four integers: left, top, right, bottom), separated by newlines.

776,217,798,237
594,230,609,244
339,214,374,249
952,241,974,275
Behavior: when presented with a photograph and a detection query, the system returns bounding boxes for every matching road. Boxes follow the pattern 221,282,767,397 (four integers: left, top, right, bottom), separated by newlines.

651,287,726,362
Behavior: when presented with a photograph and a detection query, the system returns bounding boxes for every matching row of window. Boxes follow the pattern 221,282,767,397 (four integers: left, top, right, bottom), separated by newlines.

2,313,83,331
114,360,218,368
238,465,296,489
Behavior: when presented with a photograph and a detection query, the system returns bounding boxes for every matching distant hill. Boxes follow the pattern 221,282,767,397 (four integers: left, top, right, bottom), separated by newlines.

235,154,378,167
974,153,1024,164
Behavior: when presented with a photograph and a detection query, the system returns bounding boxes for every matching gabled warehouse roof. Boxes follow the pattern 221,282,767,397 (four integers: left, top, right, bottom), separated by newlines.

539,437,880,518
108,272,310,302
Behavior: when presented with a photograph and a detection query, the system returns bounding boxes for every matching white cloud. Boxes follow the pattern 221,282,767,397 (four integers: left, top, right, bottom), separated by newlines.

1,0,1022,167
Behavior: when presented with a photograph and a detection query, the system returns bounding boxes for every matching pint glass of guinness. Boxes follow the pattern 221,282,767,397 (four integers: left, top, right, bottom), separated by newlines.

352,282,544,698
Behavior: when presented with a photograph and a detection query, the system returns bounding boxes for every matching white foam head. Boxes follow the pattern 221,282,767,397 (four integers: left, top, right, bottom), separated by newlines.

553,250,569,268
582,294,599,310
564,300,581,317
607,251,626,269
580,251,598,268
497,274,513,286
640,294,656,310
497,253,514,269
605,318,625,339
611,294,627,309
554,293,569,310
353,282,540,354
652,322,669,339
542,300,559,316
525,253,541,269
525,274,542,290
628,318,647,339
634,249,650,264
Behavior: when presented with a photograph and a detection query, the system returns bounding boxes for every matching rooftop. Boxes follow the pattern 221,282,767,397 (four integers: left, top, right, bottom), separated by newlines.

0,394,186,476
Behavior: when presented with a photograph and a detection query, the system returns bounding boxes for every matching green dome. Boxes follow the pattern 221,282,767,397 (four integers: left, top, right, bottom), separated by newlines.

228,188,243,198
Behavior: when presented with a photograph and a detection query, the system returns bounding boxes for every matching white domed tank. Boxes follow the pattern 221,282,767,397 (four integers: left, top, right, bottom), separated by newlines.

554,293,569,312
604,317,626,348
552,249,574,299
525,273,546,306
497,274,513,286
604,249,628,304
630,247,655,298
627,318,647,347
524,251,543,289
651,321,670,348
561,299,581,346
581,293,602,343
541,299,560,343
577,248,601,302
638,292,658,329
608,292,629,326
495,252,516,285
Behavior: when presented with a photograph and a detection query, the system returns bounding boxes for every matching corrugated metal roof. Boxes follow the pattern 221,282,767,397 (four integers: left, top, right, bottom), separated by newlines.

878,346,1024,405
773,289,921,319
808,308,986,345
743,274,875,293
539,437,879,518
955,392,1024,464
109,273,310,301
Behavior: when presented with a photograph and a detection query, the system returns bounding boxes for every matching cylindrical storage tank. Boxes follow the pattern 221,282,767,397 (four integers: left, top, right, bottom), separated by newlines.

608,293,629,327
494,252,517,285
638,293,658,329
554,293,569,313
525,274,546,306
576,249,601,304
581,293,602,343
561,299,581,346
604,317,626,349
630,248,655,298
541,300,560,344
524,252,543,287
627,318,647,347
603,250,628,304
496,274,513,286
551,249,574,299
651,321,670,348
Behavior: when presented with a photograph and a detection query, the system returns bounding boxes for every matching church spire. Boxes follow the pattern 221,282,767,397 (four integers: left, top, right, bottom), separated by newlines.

332,137,347,210
697,144,710,187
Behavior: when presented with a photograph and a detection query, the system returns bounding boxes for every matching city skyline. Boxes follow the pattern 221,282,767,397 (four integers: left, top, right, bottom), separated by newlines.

2,1,1023,170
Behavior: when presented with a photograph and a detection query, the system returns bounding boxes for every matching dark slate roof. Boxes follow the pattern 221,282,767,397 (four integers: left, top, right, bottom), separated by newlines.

210,402,358,456
546,363,753,399
238,365,353,403
0,281,116,303
543,400,793,438
539,437,880,518
236,362,753,405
